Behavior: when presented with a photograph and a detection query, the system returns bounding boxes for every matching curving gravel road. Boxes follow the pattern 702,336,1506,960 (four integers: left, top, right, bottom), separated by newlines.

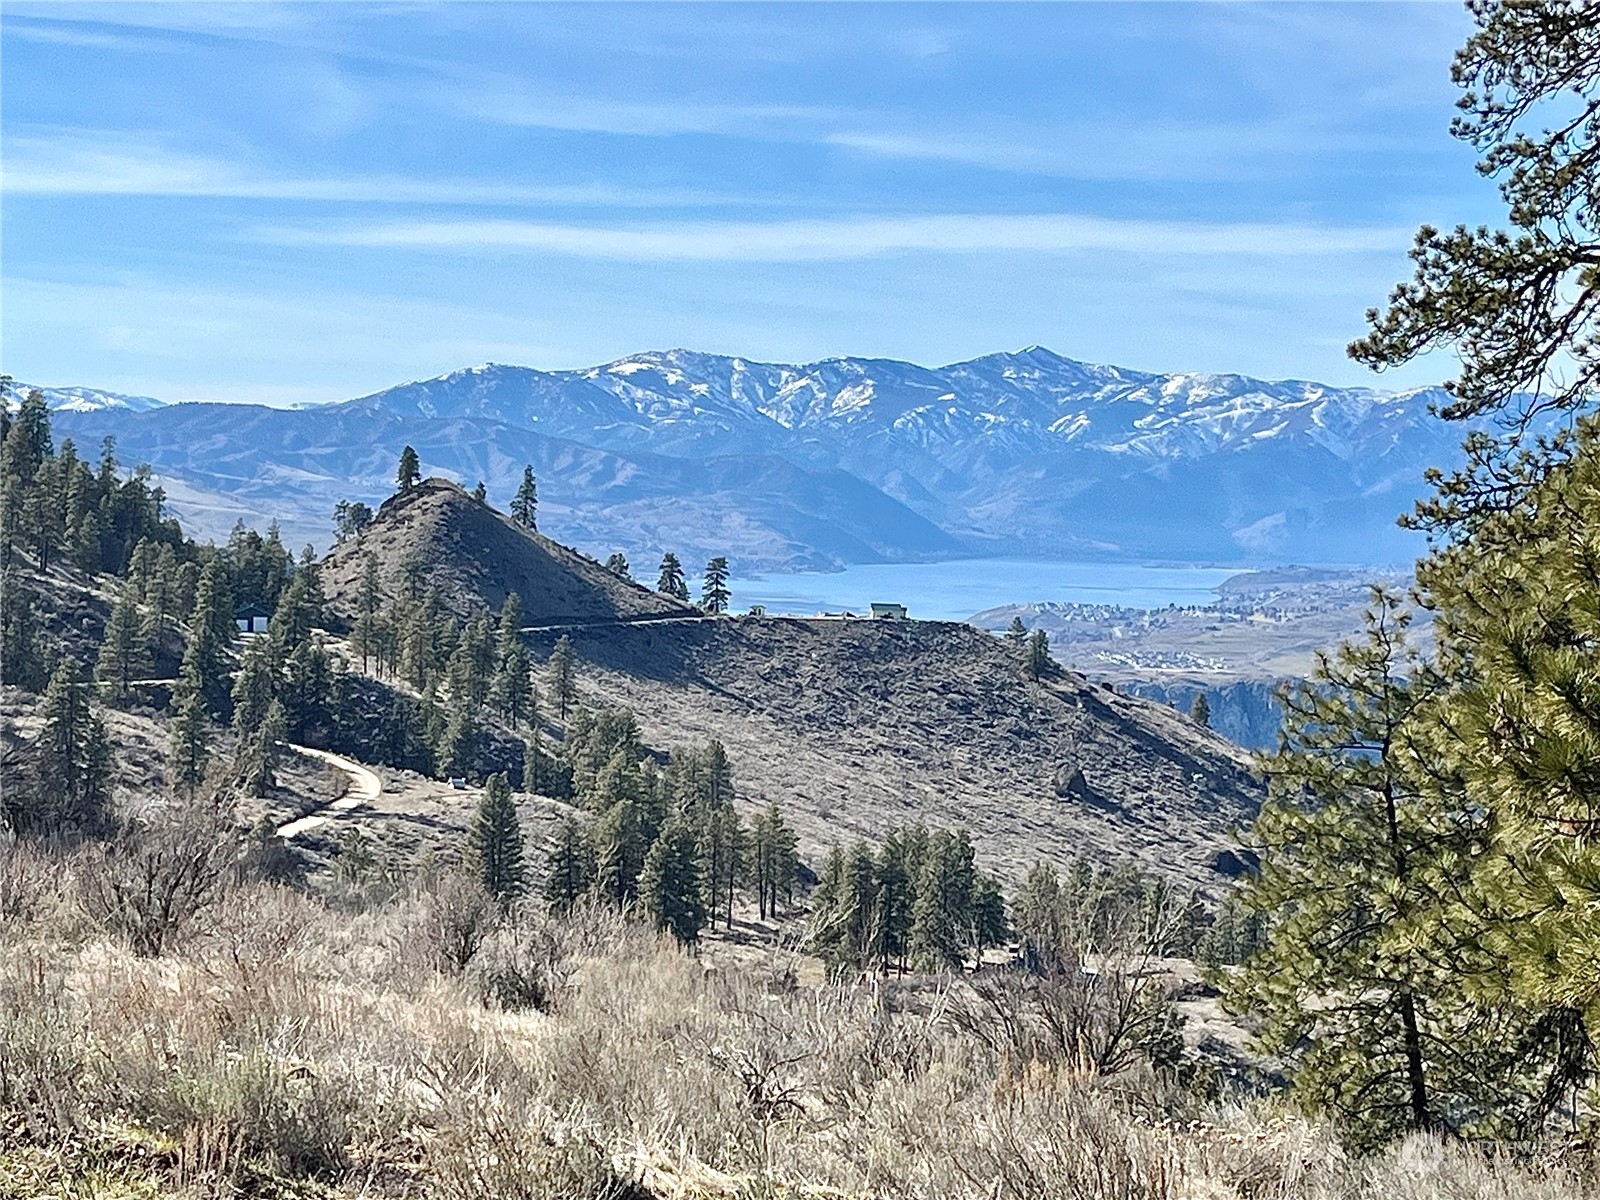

275,745,383,839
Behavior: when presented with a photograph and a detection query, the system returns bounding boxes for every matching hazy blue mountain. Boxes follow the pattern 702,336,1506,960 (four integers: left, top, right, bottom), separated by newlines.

52,402,962,569
46,346,1471,568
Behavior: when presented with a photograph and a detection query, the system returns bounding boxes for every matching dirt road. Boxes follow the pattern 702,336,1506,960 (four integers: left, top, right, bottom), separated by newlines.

275,745,383,839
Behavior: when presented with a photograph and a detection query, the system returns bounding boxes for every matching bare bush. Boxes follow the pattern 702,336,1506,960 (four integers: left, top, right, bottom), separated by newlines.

78,800,240,956
947,959,1186,1082
416,872,499,976
468,913,565,1011
0,837,70,937
427,1116,646,1200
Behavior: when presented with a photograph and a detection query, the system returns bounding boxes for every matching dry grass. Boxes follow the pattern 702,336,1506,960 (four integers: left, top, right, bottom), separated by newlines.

0,837,1592,1200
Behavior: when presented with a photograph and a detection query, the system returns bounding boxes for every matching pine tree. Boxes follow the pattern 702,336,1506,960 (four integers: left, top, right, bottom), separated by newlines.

397,445,421,492
13,660,113,837
657,552,690,601
748,803,797,920
1024,628,1052,681
874,828,916,973
96,581,149,701
0,565,46,691
590,799,645,904
1005,616,1028,643
641,816,706,944
909,829,977,972
241,698,288,796
701,556,730,614
168,682,210,799
435,697,479,779
547,634,577,720
353,555,383,673
494,642,532,727
1190,691,1211,728
141,546,176,662
522,724,547,795
1228,591,1529,1148
471,480,487,504
511,465,538,529
179,557,236,716
471,772,526,905
544,817,594,913
603,552,630,578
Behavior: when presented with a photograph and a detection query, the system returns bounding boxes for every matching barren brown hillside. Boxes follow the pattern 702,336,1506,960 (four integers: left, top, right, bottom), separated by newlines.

320,478,695,625
522,616,1262,889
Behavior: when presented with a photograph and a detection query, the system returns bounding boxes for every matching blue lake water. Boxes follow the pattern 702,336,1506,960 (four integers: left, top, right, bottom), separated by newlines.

725,559,1243,623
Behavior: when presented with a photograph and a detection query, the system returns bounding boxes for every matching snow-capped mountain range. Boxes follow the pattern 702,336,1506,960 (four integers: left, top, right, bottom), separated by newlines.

9,384,167,414
35,347,1465,569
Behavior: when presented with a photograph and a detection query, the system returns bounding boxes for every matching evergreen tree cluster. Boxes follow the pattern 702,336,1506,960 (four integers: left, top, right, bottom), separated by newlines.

1013,857,1205,975
0,389,185,582
540,719,799,945
345,565,544,782
808,824,1009,975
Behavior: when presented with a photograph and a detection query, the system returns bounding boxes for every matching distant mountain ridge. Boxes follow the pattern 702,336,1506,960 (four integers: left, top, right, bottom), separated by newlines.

41,346,1468,571
11,383,167,414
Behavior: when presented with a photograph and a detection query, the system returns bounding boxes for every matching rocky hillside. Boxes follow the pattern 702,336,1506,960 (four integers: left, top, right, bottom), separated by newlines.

320,478,696,625
519,615,1261,890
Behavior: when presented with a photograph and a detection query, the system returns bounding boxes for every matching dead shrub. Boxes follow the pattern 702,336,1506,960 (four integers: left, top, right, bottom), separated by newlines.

78,800,240,957
427,1117,647,1200
468,914,566,1012
947,961,1185,1083
406,873,500,978
0,838,68,938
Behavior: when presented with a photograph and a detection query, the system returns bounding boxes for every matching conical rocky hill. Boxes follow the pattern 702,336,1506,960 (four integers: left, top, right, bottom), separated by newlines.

320,478,695,625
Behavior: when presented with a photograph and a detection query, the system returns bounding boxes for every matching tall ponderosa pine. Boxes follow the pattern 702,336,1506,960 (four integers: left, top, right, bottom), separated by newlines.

95,581,149,700
701,556,730,614
657,552,690,601
168,682,210,799
640,816,707,944
0,566,46,691
397,446,421,492
353,555,384,674
471,772,526,904
1315,2,1600,1142
544,817,594,913
12,660,113,837
909,829,978,972
547,634,577,720
1229,592,1554,1148
1190,691,1211,728
180,557,236,716
511,465,538,529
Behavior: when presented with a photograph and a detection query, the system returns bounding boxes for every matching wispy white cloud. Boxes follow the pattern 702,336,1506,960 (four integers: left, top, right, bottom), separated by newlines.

255,212,1408,263
454,89,842,139
826,117,1429,184
3,130,748,208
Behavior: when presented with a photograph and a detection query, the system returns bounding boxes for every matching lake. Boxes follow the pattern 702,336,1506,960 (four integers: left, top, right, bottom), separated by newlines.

725,559,1243,623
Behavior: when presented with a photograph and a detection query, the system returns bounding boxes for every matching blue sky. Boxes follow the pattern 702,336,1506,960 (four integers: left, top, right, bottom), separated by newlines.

2,2,1494,406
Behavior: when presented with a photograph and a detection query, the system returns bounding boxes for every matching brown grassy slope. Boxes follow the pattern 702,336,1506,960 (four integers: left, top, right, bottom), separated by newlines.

523,616,1261,889
319,478,695,625
2,861,1585,1200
